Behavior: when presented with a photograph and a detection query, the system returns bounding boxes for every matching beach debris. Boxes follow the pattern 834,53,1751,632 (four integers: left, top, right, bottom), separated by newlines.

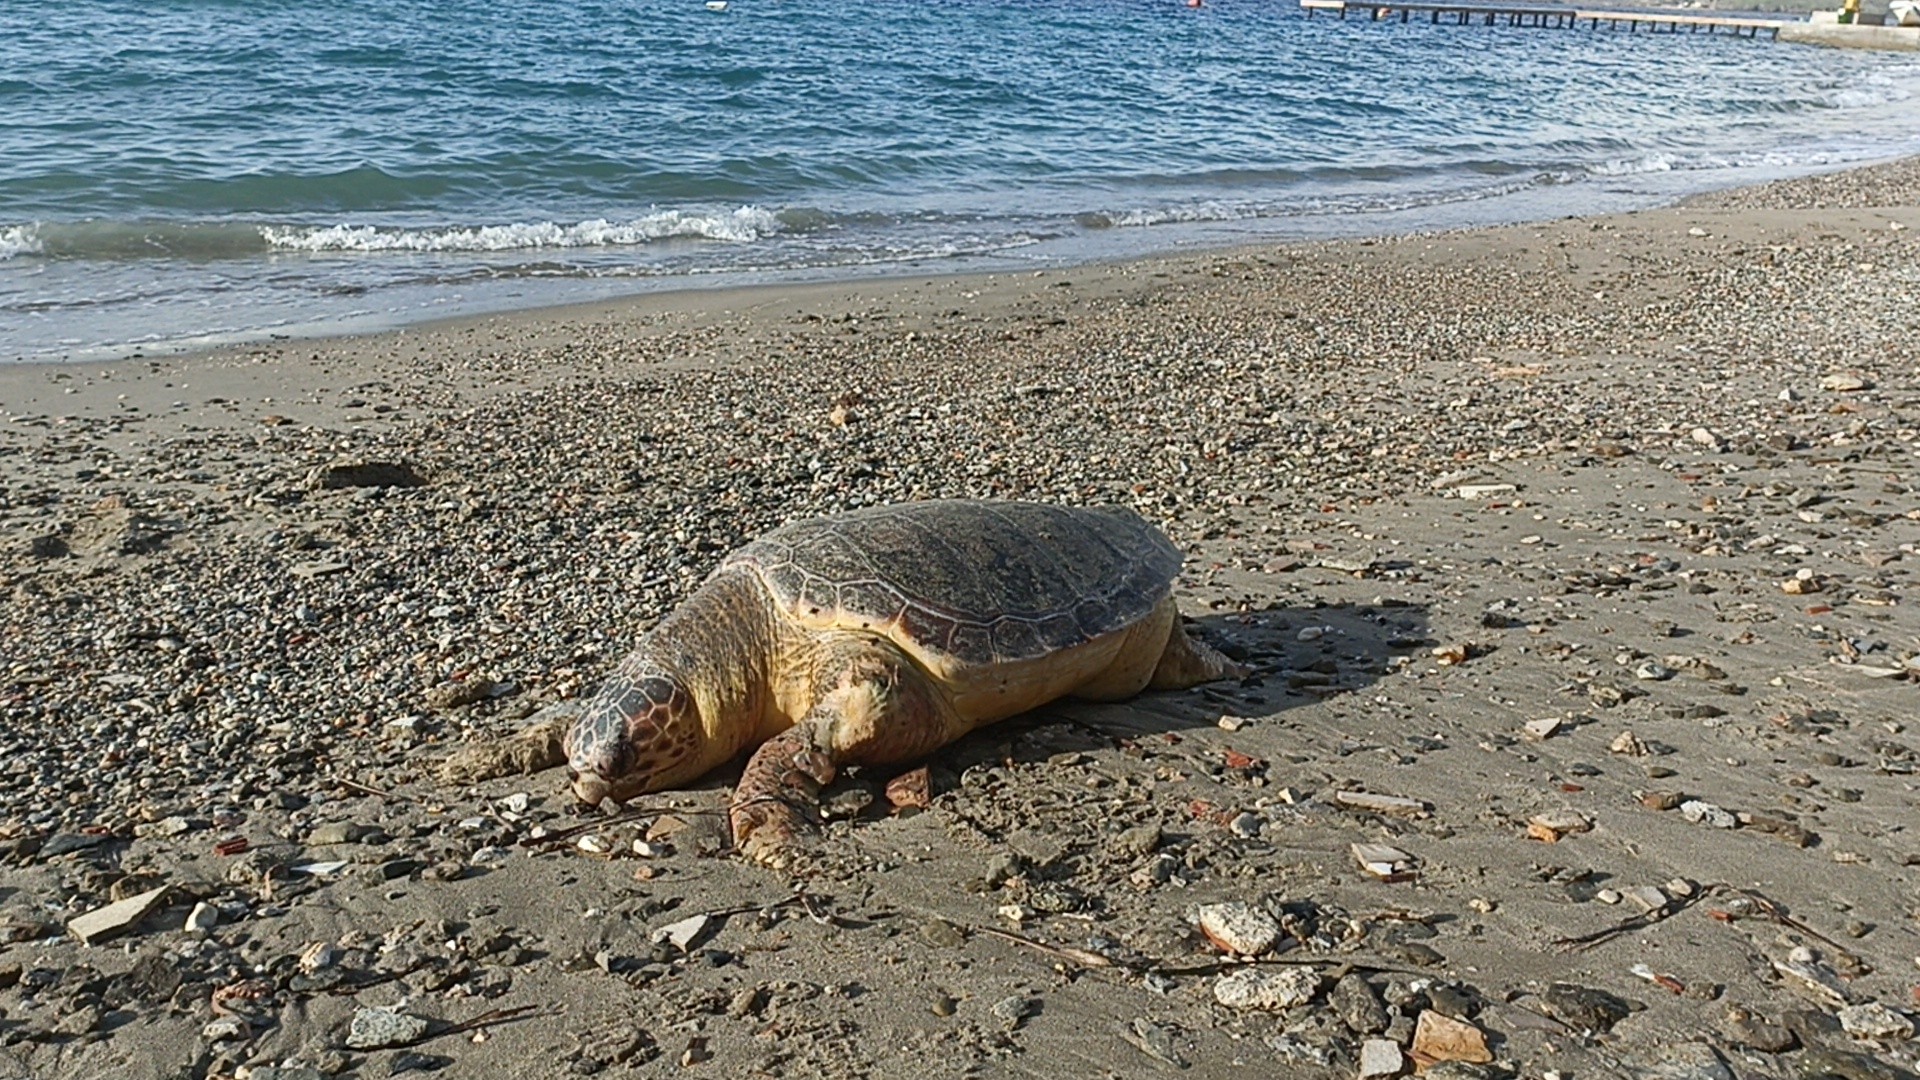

67,885,168,946
1411,1010,1493,1067
650,914,713,953
1452,483,1518,500
1196,902,1280,956
1351,842,1416,881
1836,1002,1914,1041
1212,967,1321,1011
1522,716,1564,740
1630,964,1686,996
1358,1038,1405,1078
1333,790,1430,818
292,860,350,876
1772,949,1853,1008
1430,643,1471,666
346,1006,430,1050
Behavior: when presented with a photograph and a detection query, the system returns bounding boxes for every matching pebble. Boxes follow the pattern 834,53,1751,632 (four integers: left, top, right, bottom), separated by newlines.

991,994,1039,1029
345,1007,430,1050
1358,1038,1404,1078
1330,973,1388,1035
1212,966,1321,1010
1679,800,1736,829
183,901,218,935
1542,983,1635,1033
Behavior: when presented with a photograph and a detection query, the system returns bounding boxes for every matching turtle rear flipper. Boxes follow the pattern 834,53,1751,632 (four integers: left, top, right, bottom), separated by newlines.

438,702,579,785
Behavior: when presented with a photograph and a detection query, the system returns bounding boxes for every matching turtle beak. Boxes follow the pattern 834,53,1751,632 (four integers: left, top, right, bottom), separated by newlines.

570,769,615,808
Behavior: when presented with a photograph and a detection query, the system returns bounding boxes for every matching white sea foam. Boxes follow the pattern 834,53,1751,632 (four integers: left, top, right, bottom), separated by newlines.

0,224,42,259
1589,153,1680,177
261,207,783,253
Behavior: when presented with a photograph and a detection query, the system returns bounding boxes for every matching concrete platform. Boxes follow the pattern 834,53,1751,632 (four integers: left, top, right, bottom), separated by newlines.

1777,21,1920,47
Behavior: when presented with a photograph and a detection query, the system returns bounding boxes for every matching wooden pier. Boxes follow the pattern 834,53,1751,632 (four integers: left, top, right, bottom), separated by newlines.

1301,0,1792,37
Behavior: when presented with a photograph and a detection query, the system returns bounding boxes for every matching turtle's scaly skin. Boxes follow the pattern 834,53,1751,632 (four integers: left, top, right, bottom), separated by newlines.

443,500,1239,866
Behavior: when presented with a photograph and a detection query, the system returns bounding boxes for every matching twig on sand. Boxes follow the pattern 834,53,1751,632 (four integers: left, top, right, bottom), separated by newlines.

1554,891,1707,951
972,925,1118,969
1555,882,1855,957
334,776,430,806
400,1003,539,1047
518,809,667,848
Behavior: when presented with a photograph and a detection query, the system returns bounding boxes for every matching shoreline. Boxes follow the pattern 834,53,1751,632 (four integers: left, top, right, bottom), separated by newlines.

3,155,1920,1079
10,145,1919,369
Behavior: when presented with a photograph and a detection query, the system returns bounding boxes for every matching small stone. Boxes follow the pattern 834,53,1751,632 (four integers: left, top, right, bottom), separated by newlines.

1679,800,1736,828
1542,983,1635,1033
918,918,965,949
1526,810,1592,843
991,995,1039,1029
184,901,218,935
1721,1007,1797,1053
1111,824,1162,858
1821,373,1870,393
1331,973,1389,1035
1213,966,1321,1010
1838,1002,1914,1040
1359,1038,1405,1078
307,822,366,846
1610,731,1649,755
1412,1010,1493,1066
346,1007,430,1050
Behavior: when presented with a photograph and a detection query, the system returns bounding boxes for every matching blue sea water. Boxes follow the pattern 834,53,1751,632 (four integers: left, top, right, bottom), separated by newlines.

3,0,1919,360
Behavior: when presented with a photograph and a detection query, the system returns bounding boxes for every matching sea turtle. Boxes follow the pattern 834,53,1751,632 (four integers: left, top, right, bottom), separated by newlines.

442,499,1241,864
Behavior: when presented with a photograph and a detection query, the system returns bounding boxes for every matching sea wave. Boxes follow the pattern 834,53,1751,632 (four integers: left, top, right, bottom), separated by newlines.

0,224,42,259
260,208,784,253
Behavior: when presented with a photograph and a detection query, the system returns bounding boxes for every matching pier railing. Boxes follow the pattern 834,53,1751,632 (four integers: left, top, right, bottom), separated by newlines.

1300,0,1792,37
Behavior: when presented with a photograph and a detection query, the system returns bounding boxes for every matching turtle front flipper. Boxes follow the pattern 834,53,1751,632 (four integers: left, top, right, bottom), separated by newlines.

732,635,960,868
730,720,838,868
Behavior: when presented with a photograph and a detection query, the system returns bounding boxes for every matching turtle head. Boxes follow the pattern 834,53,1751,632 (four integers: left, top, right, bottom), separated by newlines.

564,672,704,806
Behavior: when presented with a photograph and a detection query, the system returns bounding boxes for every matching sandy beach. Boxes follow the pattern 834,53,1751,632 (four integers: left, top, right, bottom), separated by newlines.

3,157,1920,1080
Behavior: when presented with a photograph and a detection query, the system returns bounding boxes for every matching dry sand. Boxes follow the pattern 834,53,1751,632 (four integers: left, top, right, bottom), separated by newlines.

3,159,1920,1080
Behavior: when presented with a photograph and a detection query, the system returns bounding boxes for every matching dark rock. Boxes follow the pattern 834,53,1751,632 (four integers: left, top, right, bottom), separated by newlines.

385,1051,452,1075
1330,973,1388,1035
1542,983,1637,1033
1721,1007,1796,1053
